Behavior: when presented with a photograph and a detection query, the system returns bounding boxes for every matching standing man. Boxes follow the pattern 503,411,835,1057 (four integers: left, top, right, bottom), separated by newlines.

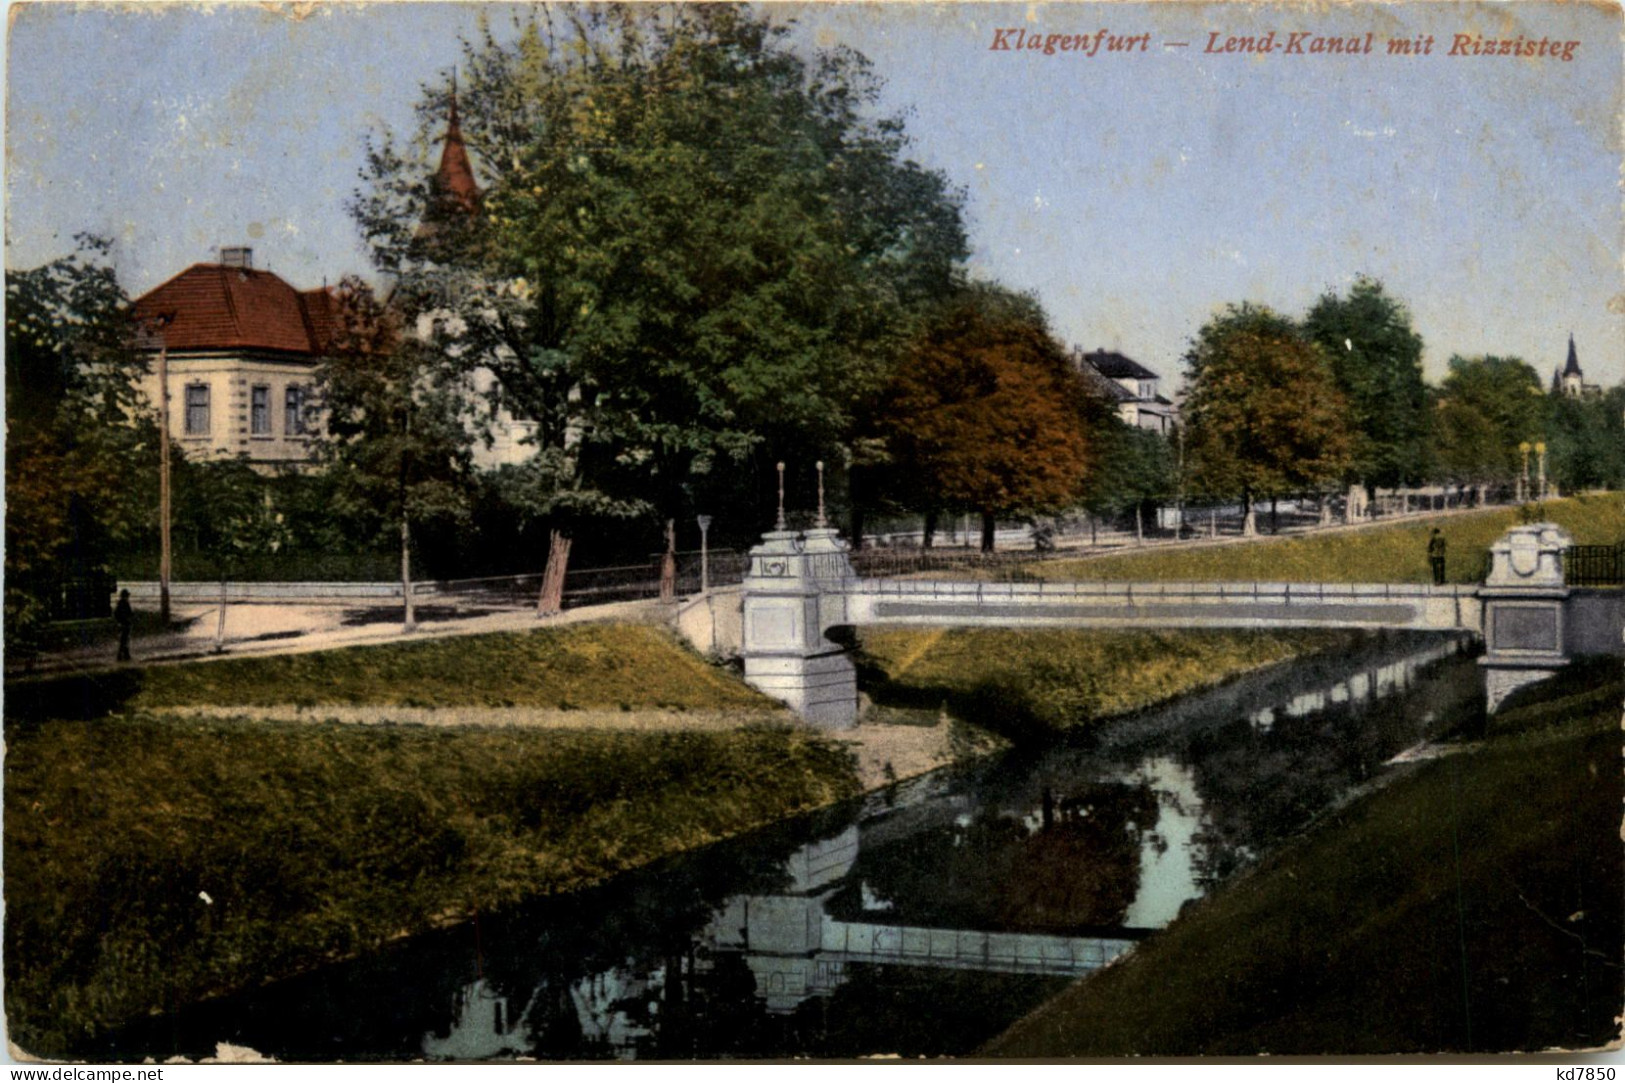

114,589,135,662
1427,529,1447,586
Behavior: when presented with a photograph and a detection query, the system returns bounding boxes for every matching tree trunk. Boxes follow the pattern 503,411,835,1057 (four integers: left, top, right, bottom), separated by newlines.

923,510,938,550
400,514,416,633
1241,489,1257,537
1269,497,1278,534
1090,513,1098,547
537,529,572,616
659,519,677,602
980,511,996,553
215,576,228,652
1134,504,1144,546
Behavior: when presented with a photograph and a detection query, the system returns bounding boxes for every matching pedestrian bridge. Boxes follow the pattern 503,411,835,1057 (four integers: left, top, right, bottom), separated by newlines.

831,577,1481,633
735,523,1618,727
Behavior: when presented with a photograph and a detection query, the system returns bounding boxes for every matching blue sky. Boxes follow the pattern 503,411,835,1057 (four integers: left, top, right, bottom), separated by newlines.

6,1,1621,389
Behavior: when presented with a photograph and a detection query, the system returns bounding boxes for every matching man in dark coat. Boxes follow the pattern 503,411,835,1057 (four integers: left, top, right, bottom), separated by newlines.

1427,529,1447,586
114,589,134,662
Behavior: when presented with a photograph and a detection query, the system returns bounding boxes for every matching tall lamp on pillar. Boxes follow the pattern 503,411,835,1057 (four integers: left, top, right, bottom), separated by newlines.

1517,441,1531,504
1535,441,1548,503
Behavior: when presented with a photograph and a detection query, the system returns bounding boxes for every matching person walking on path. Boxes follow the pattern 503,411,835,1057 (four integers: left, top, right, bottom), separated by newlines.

1427,529,1448,586
114,589,134,662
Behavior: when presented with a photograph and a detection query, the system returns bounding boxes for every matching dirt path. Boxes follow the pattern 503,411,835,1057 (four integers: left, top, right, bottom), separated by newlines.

157,701,974,792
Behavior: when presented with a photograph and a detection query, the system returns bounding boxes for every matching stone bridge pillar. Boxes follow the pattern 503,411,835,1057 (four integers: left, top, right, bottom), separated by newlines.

740,526,858,729
1477,522,1573,712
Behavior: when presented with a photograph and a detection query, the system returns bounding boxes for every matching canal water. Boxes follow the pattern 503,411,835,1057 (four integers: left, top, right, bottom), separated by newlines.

109,632,1482,1062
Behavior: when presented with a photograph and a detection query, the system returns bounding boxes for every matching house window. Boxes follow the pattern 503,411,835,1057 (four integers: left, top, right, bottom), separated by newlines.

285,386,306,436
251,385,271,435
184,384,210,435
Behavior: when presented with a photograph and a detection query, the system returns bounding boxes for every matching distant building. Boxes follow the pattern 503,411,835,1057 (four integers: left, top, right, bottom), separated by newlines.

1552,334,1601,398
1073,348,1177,434
131,247,331,469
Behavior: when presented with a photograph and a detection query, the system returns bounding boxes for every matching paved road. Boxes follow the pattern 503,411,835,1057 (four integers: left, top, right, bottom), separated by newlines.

11,597,669,677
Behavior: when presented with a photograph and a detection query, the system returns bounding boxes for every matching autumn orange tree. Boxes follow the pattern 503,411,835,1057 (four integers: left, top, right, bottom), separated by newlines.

1182,304,1353,535
876,285,1097,551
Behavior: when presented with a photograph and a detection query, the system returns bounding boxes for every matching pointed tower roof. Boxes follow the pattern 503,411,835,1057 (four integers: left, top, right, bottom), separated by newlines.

431,71,480,215
1563,333,1582,377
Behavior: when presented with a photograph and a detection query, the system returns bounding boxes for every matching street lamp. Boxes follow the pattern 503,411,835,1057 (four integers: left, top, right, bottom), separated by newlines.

1535,441,1548,502
1518,441,1531,503
696,515,713,594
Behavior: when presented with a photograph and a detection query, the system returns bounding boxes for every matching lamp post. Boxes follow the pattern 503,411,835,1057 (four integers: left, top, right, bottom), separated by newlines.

775,461,787,531
696,515,712,594
815,460,827,529
1518,441,1531,504
1535,441,1548,502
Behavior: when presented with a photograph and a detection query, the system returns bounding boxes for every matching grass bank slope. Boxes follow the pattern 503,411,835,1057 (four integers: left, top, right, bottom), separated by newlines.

1035,494,1624,584
857,627,1362,739
4,717,857,1057
982,658,1623,1056
6,624,776,720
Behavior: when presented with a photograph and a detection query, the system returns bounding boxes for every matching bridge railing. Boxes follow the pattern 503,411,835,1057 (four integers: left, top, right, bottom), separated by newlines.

1564,542,1625,587
848,577,1476,600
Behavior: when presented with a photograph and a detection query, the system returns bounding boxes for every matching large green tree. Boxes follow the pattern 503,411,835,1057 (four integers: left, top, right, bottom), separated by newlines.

314,279,475,631
874,284,1097,551
1080,421,1178,541
1547,387,1625,493
1302,277,1429,493
1430,355,1548,496
5,236,156,654
1182,304,1353,535
351,5,966,561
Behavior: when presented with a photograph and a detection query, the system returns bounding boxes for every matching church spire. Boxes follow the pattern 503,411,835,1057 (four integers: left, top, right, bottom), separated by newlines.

431,68,480,215
1563,332,1582,377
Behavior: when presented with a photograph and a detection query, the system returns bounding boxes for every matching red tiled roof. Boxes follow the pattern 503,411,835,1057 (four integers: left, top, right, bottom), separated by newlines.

132,264,335,355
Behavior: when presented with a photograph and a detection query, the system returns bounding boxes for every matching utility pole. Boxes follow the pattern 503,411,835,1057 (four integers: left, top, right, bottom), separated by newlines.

158,339,171,625
138,315,174,626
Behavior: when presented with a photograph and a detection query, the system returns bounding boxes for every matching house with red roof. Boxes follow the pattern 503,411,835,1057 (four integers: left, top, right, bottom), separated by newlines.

131,247,331,468
129,86,536,471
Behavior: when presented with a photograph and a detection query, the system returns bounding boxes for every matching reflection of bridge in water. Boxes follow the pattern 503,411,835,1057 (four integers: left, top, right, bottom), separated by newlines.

705,826,1143,1013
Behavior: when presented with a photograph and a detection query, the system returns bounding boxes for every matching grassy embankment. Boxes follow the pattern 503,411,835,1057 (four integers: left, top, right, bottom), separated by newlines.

983,656,1624,1056
4,624,855,1057
1031,494,1625,584
857,626,1367,739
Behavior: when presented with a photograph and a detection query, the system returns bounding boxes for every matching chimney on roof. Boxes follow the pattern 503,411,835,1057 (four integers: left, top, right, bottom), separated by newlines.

221,246,253,270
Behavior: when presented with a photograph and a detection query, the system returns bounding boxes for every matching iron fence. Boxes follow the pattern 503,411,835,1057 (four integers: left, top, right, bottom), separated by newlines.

1565,542,1625,587
847,546,1051,580
427,549,749,609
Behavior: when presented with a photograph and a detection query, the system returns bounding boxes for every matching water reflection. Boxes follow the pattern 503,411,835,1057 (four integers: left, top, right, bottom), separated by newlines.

114,634,1479,1062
